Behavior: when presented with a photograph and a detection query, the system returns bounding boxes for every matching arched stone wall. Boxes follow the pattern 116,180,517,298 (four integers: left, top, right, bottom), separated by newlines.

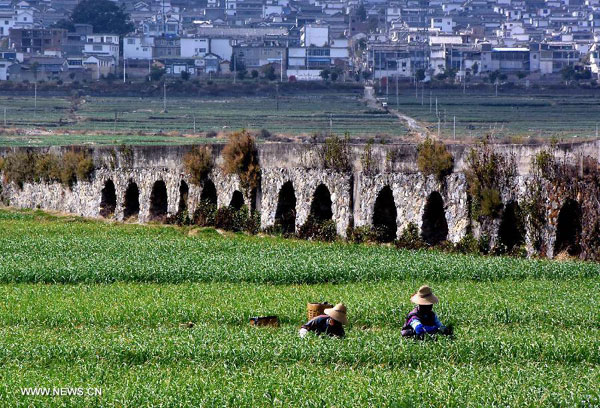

260,168,352,236
355,173,469,243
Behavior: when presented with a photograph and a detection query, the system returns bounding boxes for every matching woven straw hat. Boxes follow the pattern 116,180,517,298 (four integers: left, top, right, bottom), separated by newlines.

324,303,348,325
410,285,439,305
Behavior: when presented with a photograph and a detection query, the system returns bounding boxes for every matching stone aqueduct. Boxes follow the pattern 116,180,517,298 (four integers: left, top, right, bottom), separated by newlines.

1,141,598,258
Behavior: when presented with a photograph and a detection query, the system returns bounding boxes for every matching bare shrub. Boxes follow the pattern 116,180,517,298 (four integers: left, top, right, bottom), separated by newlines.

183,146,214,185
417,138,454,181
318,133,351,172
222,130,261,193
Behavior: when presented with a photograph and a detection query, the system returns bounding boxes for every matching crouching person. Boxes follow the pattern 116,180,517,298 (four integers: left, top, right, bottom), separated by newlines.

401,285,450,338
299,303,347,338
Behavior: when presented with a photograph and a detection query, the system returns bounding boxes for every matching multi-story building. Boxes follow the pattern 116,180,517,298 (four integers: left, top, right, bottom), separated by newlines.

9,28,66,54
84,34,120,66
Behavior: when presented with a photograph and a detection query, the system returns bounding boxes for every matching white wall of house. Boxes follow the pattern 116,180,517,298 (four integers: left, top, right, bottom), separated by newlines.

0,13,14,36
124,36,154,59
302,25,329,47
286,68,321,80
210,38,233,60
181,38,209,57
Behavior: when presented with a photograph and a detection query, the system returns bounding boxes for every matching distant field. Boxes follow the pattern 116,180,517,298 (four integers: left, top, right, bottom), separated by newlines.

385,88,600,140
0,209,598,407
0,92,406,146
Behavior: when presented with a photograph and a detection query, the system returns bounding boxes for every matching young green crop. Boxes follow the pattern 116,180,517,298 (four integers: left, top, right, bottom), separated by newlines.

0,209,597,284
0,209,598,407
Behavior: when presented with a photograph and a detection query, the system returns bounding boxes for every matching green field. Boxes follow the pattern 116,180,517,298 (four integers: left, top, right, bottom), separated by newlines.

0,93,405,146
386,88,600,140
0,209,598,407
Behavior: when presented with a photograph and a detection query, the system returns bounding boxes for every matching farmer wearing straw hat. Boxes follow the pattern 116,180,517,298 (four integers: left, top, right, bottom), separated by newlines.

401,285,450,338
299,303,347,338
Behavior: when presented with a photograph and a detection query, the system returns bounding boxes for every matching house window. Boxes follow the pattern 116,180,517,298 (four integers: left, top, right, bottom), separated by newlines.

127,39,135,44
93,45,102,51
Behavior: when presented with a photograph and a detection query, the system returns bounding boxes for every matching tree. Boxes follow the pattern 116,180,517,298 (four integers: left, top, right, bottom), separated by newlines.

416,68,425,81
251,69,259,79
69,0,133,35
262,64,276,81
181,71,190,81
229,55,245,73
31,62,39,82
357,4,366,22
236,69,247,80
319,69,330,80
149,66,165,81
472,62,479,75
330,71,339,81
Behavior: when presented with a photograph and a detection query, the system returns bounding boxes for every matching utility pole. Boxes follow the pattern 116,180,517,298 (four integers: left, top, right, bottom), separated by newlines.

280,55,284,82
429,91,432,113
193,115,196,134
495,81,498,97
123,58,126,83
276,83,279,111
34,82,37,120
453,116,456,140
163,81,167,113
395,75,399,107
437,117,441,138
3,107,6,126
386,74,389,97
435,97,438,117
329,113,333,135
421,83,424,105
233,53,236,84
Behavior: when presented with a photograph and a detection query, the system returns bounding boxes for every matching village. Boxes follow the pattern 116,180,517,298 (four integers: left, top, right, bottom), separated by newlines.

0,0,598,83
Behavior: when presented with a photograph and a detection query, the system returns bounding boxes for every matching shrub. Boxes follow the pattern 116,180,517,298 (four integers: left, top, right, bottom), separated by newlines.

0,156,4,171
222,130,261,193
417,138,454,181
183,146,213,185
34,153,61,182
347,225,372,244
297,216,338,242
193,200,217,227
1,151,36,188
215,206,235,231
465,140,516,219
206,130,218,138
360,139,375,175
246,210,261,235
318,133,351,172
394,223,425,250
60,150,94,187
453,233,479,254
259,128,272,140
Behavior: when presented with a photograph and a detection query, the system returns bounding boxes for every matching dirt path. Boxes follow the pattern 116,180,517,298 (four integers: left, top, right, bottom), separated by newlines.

364,86,430,139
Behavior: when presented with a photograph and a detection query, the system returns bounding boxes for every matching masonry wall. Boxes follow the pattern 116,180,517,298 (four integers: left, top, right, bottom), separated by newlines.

0,140,598,258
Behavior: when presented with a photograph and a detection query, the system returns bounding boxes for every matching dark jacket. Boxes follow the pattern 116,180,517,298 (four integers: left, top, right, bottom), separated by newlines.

302,315,345,338
401,307,440,337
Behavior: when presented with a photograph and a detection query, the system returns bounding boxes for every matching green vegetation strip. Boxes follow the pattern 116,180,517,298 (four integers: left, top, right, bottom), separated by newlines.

0,209,597,284
0,209,598,406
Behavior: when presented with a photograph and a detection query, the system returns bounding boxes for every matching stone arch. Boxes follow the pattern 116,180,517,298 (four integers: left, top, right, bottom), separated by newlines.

230,190,244,210
554,198,582,256
149,180,168,220
123,181,140,220
99,179,116,218
200,179,217,205
372,185,397,242
310,184,333,222
178,180,189,214
421,191,448,245
275,181,297,233
498,201,524,253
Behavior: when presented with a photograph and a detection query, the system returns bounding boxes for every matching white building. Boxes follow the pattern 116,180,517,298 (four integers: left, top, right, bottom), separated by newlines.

180,37,209,58
124,35,154,60
84,34,120,65
0,10,14,36
430,17,454,33
301,25,329,47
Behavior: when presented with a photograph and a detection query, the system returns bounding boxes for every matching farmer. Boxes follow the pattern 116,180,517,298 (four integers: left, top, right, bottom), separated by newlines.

299,303,347,338
401,285,450,338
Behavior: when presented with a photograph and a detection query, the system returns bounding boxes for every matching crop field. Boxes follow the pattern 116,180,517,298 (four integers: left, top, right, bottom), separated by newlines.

0,92,405,146
0,209,598,407
386,88,600,140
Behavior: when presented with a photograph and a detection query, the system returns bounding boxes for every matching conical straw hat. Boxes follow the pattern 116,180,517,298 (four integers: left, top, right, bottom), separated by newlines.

324,303,348,325
410,285,439,305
